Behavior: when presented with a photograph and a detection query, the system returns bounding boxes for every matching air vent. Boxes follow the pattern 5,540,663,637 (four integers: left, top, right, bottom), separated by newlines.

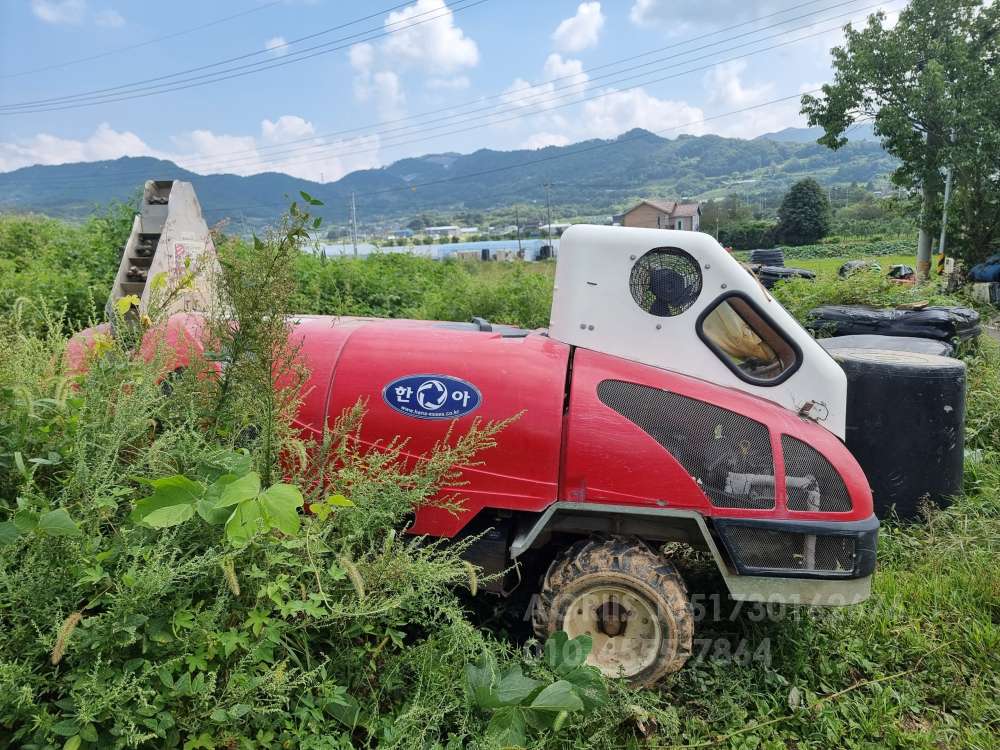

597,379,774,509
628,248,702,317
720,524,857,575
781,435,852,512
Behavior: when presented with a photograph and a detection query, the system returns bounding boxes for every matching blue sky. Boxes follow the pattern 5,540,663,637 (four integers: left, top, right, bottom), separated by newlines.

0,0,898,181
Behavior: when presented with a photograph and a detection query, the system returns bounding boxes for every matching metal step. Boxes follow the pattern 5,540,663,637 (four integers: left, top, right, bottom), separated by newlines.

108,179,216,319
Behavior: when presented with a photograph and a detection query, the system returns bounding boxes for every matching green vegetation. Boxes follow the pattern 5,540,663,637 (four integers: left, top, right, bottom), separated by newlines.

0,204,133,330
1,206,998,747
292,253,554,329
0,207,643,749
0,129,898,231
776,178,833,246
802,0,1000,264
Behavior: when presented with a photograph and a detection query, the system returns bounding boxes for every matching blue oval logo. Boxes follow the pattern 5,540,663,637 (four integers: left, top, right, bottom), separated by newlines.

382,374,483,420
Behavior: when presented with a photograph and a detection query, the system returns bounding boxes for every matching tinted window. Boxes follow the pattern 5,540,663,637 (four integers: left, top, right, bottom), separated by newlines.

700,296,798,383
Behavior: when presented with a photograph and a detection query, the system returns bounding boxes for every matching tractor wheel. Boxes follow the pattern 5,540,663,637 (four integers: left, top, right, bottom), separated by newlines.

532,536,693,686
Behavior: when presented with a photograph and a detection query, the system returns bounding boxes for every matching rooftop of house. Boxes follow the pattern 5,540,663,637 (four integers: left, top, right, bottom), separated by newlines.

627,199,702,216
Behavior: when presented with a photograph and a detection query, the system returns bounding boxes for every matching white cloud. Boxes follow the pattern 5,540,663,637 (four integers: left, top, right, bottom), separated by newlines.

0,123,160,171
31,0,87,24
521,132,570,150
705,60,774,108
94,8,124,27
261,115,315,143
0,118,383,183
581,88,706,138
372,71,406,120
169,126,381,183
349,42,375,72
30,2,128,28
543,53,588,98
703,62,815,138
552,2,604,53
502,54,588,112
265,36,288,58
382,0,479,73
346,1,480,120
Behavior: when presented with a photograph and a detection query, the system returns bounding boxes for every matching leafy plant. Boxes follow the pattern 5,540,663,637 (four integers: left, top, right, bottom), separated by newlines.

466,632,608,747
130,466,305,545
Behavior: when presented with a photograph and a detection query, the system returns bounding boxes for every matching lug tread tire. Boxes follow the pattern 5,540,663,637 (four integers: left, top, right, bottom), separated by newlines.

532,536,694,685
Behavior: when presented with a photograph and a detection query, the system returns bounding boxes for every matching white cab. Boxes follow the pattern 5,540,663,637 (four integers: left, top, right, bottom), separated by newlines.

550,225,847,438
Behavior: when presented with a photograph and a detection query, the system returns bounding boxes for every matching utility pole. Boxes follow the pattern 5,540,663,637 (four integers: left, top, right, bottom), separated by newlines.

515,205,523,257
938,167,954,258
350,192,359,258
544,181,553,245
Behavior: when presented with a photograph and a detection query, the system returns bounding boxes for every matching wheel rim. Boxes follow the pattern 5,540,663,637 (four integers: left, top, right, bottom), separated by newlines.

561,585,662,678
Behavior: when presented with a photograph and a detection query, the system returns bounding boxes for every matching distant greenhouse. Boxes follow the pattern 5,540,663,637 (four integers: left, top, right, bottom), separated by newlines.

311,238,559,261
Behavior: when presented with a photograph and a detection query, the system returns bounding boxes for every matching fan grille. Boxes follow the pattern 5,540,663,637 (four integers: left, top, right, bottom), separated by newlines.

629,248,703,317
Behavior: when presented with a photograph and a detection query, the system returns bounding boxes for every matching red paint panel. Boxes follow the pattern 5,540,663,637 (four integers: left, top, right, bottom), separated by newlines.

564,349,873,522
294,317,570,537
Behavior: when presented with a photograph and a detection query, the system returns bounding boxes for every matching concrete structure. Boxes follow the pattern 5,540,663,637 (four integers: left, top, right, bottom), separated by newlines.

621,200,702,231
109,180,220,317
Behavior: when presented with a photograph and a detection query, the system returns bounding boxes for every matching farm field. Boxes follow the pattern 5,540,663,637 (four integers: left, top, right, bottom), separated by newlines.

0,211,997,748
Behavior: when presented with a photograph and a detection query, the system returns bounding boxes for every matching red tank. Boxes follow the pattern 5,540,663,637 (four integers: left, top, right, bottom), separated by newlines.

286,315,874,538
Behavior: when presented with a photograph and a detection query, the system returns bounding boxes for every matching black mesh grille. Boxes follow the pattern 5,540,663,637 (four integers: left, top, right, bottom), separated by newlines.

629,248,703,317
597,379,775,509
781,435,852,512
723,525,857,574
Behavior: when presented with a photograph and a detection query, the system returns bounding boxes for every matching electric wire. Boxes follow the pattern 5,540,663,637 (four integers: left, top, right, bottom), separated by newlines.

0,1,285,79
0,0,490,113
198,89,824,217
34,0,896,189
70,0,871,170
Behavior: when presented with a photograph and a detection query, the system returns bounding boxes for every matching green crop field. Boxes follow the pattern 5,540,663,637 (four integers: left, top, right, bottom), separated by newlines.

0,210,997,749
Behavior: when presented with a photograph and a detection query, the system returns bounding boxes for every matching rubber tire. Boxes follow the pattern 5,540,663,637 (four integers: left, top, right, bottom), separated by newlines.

532,536,693,686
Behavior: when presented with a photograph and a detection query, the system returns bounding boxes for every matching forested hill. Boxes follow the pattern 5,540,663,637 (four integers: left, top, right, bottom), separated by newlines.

0,127,894,226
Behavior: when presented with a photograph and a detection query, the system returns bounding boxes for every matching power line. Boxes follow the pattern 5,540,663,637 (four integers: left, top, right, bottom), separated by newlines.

33,0,892,191
0,1,285,80
34,0,893,188
200,89,823,217
159,0,888,174
92,0,873,173
0,0,490,113
161,14,874,175
0,0,432,107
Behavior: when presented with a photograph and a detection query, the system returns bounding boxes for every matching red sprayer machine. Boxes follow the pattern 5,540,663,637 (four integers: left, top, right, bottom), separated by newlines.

86,182,878,685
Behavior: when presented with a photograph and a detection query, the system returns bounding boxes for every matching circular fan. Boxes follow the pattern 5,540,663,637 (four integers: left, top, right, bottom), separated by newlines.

629,248,703,317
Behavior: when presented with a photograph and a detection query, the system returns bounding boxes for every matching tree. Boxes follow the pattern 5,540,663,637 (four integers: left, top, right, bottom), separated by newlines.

801,0,1000,274
776,179,831,245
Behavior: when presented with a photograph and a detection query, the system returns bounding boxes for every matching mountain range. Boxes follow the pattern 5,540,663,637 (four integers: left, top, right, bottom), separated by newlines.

0,126,894,228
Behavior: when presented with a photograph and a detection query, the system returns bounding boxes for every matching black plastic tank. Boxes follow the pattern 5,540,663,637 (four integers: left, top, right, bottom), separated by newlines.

830,348,966,520
819,334,954,357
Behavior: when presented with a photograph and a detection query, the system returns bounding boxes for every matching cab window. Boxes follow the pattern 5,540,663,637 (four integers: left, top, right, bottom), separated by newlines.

698,294,799,384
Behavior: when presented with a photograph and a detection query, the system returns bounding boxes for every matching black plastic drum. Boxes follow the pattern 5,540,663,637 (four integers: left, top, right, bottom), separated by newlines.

831,348,966,520
820,334,954,357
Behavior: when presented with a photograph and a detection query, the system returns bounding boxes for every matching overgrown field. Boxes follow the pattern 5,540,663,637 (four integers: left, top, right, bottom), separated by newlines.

0,210,997,748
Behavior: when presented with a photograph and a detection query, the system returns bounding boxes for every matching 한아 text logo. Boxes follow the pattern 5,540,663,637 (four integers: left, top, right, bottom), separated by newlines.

382,374,483,420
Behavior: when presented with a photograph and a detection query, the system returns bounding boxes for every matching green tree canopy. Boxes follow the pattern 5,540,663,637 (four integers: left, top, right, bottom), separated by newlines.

777,178,832,245
801,0,1000,266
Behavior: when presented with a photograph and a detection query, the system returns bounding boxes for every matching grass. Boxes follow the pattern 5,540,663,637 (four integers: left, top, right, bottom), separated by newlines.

628,254,999,749
616,325,1000,748
1,211,997,748
792,253,916,276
